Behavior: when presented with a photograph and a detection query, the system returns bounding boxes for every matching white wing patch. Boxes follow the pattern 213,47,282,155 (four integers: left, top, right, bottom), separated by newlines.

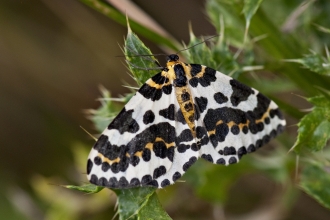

87,56,286,189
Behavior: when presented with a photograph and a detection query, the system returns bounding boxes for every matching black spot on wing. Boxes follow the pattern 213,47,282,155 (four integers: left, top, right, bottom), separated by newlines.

214,92,228,104
142,149,151,162
237,147,247,159
161,179,171,188
101,162,110,172
189,66,217,88
108,177,118,188
270,108,285,119
94,156,101,165
175,129,193,145
108,108,139,134
130,178,140,187
223,146,236,155
118,177,129,188
178,144,190,153
147,180,159,187
231,125,240,135
153,141,168,159
194,104,200,121
153,165,167,179
87,159,93,175
138,72,172,101
195,96,208,113
130,155,140,166
141,175,153,186
183,157,197,171
167,147,175,162
253,93,271,118
201,154,213,163
159,104,175,120
143,110,155,125
172,172,181,181
230,79,254,106
216,158,225,165
229,157,237,164
190,64,202,76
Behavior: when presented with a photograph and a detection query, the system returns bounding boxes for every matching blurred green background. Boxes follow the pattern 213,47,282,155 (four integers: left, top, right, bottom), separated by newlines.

1,0,330,219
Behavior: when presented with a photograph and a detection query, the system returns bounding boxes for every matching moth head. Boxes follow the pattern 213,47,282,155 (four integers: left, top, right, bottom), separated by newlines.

166,54,179,63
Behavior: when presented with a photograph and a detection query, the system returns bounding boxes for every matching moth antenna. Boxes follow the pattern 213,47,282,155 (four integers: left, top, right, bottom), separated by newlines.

125,60,164,71
80,126,97,141
176,35,220,54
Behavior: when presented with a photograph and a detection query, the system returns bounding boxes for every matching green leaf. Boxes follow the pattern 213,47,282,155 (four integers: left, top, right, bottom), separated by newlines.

125,21,160,85
300,162,330,209
292,95,330,153
63,184,104,194
113,187,171,220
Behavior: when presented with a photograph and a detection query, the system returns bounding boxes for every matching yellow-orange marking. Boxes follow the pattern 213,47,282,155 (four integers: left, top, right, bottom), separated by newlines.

155,137,175,148
98,153,120,164
146,79,171,89
255,108,270,124
134,151,143,157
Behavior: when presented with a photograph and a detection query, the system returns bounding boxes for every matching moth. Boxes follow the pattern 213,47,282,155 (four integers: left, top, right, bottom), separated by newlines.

86,53,286,188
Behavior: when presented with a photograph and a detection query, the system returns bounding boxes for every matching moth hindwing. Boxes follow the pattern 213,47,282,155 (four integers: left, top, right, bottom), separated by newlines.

87,54,286,189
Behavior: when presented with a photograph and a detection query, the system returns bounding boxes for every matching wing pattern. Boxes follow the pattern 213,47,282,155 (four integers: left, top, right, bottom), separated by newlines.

187,64,285,165
87,72,199,188
87,55,286,189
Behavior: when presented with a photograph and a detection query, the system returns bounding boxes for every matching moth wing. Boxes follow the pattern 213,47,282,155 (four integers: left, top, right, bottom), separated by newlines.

188,64,286,165
87,72,198,188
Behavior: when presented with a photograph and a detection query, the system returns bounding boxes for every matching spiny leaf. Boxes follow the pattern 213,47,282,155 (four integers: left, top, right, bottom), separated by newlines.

125,21,160,85
113,187,171,220
292,95,330,153
300,162,330,209
63,184,104,194
285,52,330,75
